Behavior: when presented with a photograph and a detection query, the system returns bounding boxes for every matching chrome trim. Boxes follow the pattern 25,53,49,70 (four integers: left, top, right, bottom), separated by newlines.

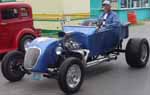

73,49,90,62
24,47,41,70
86,54,117,67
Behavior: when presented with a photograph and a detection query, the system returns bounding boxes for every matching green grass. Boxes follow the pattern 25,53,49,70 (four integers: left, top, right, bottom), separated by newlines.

41,29,61,38
42,33,58,38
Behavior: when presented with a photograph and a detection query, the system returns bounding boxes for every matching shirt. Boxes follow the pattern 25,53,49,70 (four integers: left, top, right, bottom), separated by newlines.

102,13,108,26
98,11,121,29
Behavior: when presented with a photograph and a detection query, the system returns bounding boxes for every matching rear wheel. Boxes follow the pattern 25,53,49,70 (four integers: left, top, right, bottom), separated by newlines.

1,51,25,82
58,57,85,94
125,38,149,68
19,35,35,52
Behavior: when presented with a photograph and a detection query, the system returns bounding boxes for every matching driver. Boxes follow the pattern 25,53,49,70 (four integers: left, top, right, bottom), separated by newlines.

89,0,120,31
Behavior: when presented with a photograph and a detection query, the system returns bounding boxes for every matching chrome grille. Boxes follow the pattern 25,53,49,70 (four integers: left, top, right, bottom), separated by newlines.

24,48,40,69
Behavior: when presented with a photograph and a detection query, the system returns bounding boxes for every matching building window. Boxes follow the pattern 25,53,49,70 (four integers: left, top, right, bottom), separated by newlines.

142,0,149,7
121,0,127,8
121,0,149,8
20,7,29,17
1,8,19,20
111,0,118,9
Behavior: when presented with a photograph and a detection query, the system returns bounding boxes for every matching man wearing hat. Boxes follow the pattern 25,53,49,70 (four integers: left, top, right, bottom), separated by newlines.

88,0,120,30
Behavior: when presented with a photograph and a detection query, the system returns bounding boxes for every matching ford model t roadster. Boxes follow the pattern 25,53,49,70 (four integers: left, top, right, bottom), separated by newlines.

1,22,149,94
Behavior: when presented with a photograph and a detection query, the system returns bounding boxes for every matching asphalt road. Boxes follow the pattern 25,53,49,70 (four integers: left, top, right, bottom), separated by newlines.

0,24,150,95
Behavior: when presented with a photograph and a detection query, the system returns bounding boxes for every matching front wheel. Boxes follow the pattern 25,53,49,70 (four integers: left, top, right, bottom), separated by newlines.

125,38,149,68
1,51,25,82
58,57,85,94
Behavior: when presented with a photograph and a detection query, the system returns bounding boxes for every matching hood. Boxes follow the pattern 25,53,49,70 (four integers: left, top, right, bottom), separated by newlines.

25,37,59,73
29,37,58,48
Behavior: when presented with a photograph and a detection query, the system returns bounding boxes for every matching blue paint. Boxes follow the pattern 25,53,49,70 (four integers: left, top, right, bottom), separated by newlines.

27,24,128,73
29,37,59,73
63,26,124,56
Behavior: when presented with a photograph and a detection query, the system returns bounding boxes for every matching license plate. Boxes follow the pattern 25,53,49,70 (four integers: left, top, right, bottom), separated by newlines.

31,73,43,80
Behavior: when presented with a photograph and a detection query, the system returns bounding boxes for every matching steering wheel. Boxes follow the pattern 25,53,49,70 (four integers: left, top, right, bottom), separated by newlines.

81,20,102,32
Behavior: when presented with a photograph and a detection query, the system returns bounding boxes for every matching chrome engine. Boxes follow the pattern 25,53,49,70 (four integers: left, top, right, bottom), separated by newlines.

63,37,81,50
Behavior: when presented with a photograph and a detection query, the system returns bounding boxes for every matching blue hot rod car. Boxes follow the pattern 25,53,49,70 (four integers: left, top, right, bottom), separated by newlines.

1,23,150,94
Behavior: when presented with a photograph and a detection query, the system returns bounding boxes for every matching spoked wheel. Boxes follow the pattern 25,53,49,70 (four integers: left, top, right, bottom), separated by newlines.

1,51,25,82
66,64,82,89
125,38,149,68
58,57,85,94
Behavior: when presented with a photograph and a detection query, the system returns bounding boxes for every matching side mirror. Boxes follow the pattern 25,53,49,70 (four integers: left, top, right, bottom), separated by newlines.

58,32,66,38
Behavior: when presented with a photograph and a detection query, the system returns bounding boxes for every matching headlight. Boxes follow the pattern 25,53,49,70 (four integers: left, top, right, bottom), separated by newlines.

56,47,63,55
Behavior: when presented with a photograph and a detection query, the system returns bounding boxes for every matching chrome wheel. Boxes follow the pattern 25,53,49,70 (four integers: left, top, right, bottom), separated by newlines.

66,64,81,88
140,44,148,63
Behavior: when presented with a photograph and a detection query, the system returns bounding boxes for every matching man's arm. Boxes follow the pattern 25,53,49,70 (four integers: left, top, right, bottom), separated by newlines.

81,19,97,26
88,15,104,26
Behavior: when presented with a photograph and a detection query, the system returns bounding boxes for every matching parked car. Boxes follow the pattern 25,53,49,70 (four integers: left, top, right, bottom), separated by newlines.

1,23,149,94
0,2,41,58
